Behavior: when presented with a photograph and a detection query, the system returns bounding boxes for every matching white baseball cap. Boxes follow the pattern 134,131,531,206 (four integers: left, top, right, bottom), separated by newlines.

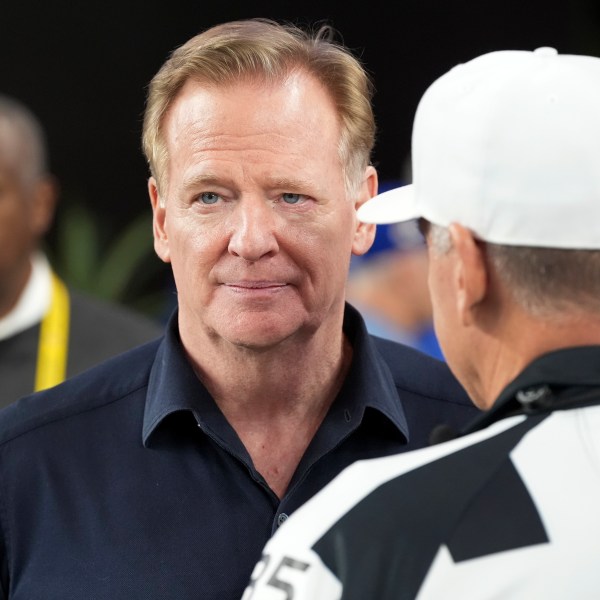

358,47,600,249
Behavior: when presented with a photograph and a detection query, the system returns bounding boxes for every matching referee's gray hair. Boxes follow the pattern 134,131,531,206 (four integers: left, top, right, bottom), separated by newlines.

426,222,452,256
427,222,600,317
0,95,48,185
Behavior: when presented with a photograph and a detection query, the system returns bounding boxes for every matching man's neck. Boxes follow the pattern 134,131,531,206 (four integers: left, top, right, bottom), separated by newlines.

473,311,600,410
180,316,353,497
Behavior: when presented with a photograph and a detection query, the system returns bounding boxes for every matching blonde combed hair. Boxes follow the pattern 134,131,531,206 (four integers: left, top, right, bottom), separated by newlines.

142,19,375,196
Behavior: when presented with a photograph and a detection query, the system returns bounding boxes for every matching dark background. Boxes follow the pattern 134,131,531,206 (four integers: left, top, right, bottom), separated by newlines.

2,0,599,312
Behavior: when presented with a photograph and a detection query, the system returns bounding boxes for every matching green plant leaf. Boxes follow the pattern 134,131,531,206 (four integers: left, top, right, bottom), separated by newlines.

56,204,100,290
94,213,155,301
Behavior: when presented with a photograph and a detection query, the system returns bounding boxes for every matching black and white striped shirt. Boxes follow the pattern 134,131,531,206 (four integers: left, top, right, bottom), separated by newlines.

245,346,600,599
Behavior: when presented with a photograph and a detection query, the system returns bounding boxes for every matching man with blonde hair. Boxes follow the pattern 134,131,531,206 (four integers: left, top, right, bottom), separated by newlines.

0,20,476,599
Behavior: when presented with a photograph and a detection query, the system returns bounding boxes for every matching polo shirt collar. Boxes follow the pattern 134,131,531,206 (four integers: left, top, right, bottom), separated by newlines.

143,304,408,446
142,312,210,446
338,303,409,438
466,345,600,433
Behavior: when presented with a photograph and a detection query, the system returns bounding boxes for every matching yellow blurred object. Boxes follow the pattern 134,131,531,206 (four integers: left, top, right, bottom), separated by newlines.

34,272,70,391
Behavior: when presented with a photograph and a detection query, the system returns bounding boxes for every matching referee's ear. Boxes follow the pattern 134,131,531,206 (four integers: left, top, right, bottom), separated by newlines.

448,223,487,328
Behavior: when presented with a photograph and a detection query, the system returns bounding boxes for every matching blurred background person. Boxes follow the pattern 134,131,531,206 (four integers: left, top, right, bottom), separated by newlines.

346,182,442,360
0,94,162,406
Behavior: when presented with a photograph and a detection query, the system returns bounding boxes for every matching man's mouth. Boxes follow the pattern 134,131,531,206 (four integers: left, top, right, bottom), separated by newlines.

224,281,288,291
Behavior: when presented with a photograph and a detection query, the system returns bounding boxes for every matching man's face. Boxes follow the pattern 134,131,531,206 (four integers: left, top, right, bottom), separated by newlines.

425,230,486,408
150,72,375,350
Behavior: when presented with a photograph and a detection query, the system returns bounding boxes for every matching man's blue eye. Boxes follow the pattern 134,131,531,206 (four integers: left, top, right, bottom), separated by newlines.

199,192,219,204
282,193,301,204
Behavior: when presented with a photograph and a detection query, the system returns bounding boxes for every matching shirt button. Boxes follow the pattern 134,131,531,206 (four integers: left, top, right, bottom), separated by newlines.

277,513,289,526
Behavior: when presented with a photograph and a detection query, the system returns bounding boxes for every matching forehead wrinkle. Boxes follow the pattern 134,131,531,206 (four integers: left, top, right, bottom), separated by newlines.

176,132,322,184
180,172,222,192
182,130,304,153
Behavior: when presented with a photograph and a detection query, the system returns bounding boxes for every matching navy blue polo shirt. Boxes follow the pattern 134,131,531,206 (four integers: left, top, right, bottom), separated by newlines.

0,305,478,600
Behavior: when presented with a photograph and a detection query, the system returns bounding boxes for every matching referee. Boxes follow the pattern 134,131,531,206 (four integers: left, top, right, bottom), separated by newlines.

244,48,600,599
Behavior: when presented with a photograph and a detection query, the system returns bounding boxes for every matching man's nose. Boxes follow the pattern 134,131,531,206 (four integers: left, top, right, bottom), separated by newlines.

227,198,280,261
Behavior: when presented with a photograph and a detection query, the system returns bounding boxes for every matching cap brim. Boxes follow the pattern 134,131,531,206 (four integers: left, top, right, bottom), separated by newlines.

357,184,420,224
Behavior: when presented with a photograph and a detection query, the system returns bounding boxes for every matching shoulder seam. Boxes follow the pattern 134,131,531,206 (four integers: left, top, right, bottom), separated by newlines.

0,381,149,448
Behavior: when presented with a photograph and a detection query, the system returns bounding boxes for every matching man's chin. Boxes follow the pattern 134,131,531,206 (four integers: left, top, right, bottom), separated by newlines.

221,326,298,352
212,310,310,350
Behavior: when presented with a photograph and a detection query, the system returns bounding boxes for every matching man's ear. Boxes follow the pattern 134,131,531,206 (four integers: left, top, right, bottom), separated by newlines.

448,223,487,326
351,165,377,256
31,175,59,237
148,177,171,264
